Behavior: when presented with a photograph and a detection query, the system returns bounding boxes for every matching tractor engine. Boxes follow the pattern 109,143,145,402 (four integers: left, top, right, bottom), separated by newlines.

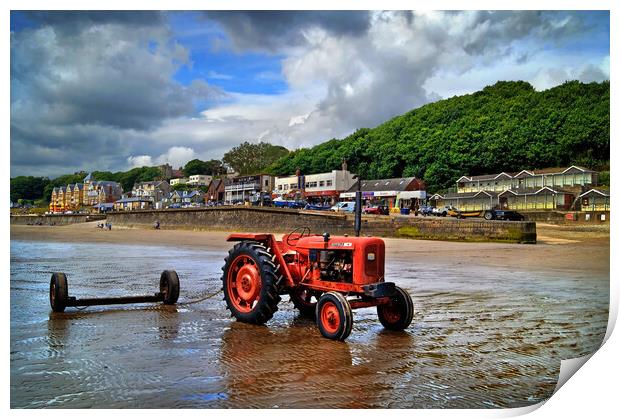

310,249,353,283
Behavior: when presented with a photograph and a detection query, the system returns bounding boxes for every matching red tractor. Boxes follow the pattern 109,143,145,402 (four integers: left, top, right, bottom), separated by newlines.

221,228,414,340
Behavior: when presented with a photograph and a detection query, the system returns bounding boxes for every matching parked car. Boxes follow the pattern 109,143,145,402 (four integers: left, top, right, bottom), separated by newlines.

304,203,331,211
273,199,306,209
363,205,389,215
432,206,456,217
419,205,434,216
363,205,381,215
331,201,356,212
483,209,525,221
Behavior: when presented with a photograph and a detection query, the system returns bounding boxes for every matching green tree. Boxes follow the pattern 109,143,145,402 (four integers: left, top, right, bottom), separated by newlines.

223,142,289,175
183,159,209,176
268,80,609,193
182,159,226,176
171,183,190,191
10,176,50,202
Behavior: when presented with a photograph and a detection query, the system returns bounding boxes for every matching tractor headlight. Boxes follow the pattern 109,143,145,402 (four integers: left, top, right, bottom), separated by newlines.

367,252,375,261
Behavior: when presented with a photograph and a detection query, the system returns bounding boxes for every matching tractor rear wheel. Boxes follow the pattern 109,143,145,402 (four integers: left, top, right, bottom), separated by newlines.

50,272,69,313
160,270,180,305
222,241,281,324
290,286,322,317
377,286,414,331
316,292,353,341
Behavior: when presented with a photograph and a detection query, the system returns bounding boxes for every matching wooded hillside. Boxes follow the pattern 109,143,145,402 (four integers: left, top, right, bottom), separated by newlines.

267,80,610,192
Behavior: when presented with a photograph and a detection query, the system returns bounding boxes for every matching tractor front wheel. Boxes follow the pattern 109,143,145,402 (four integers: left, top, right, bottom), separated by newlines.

222,241,281,324
316,292,353,341
377,286,414,331
290,286,322,317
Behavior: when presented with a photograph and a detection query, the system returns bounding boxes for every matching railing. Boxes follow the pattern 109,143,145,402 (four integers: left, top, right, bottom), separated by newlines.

225,182,260,192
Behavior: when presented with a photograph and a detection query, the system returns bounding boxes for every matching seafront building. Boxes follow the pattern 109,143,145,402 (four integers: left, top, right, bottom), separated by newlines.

132,180,171,203
170,178,188,186
50,173,123,213
206,178,227,203
224,174,274,204
274,163,357,205
187,174,213,186
578,188,610,212
113,197,154,211
340,177,426,211
430,166,604,211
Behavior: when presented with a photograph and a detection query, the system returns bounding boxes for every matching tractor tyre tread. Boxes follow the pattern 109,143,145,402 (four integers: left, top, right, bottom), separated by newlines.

222,240,281,325
316,291,353,341
377,286,414,331
290,287,322,317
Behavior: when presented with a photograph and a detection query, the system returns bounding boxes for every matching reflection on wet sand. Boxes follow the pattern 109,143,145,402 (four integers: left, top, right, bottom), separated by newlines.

220,321,358,408
10,237,609,408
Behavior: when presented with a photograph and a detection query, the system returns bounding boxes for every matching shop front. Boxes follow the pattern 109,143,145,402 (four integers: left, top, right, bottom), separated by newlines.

303,189,341,205
339,191,399,208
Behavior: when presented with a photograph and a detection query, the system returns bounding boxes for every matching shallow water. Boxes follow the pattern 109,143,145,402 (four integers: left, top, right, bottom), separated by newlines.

10,239,608,408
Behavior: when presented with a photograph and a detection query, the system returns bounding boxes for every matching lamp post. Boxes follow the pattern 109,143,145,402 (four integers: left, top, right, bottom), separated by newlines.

353,174,362,237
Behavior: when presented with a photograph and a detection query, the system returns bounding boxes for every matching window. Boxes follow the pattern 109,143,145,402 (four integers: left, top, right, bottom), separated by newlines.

326,180,333,187
319,181,325,187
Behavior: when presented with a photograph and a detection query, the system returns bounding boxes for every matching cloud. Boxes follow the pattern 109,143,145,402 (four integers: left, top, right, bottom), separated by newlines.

203,11,371,52
10,11,609,178
155,146,197,168
126,155,154,168
10,12,220,176
19,11,166,35
10,20,219,130
127,146,197,170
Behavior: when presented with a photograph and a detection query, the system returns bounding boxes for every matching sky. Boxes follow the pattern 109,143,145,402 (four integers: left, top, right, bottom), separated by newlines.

9,10,610,178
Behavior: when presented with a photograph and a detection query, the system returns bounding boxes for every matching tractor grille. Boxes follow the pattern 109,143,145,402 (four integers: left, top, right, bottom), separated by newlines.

365,245,378,276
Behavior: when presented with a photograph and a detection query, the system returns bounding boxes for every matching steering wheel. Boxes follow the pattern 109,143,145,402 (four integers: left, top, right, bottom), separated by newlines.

286,226,311,247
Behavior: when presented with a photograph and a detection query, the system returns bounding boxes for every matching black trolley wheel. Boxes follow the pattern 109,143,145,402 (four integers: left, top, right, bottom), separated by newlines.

160,270,180,305
50,272,69,312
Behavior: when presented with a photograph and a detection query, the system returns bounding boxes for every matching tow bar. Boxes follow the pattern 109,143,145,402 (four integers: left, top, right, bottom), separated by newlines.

49,270,180,312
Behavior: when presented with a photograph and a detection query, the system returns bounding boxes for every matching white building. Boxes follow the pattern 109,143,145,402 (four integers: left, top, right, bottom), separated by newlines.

170,178,188,186
225,174,274,204
274,169,356,203
187,174,213,186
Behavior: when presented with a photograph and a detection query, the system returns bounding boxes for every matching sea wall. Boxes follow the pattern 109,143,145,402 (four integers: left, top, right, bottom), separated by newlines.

10,214,106,226
522,210,610,224
106,207,536,244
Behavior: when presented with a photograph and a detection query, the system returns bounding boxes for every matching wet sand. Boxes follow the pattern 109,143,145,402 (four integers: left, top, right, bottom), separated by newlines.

10,222,610,408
